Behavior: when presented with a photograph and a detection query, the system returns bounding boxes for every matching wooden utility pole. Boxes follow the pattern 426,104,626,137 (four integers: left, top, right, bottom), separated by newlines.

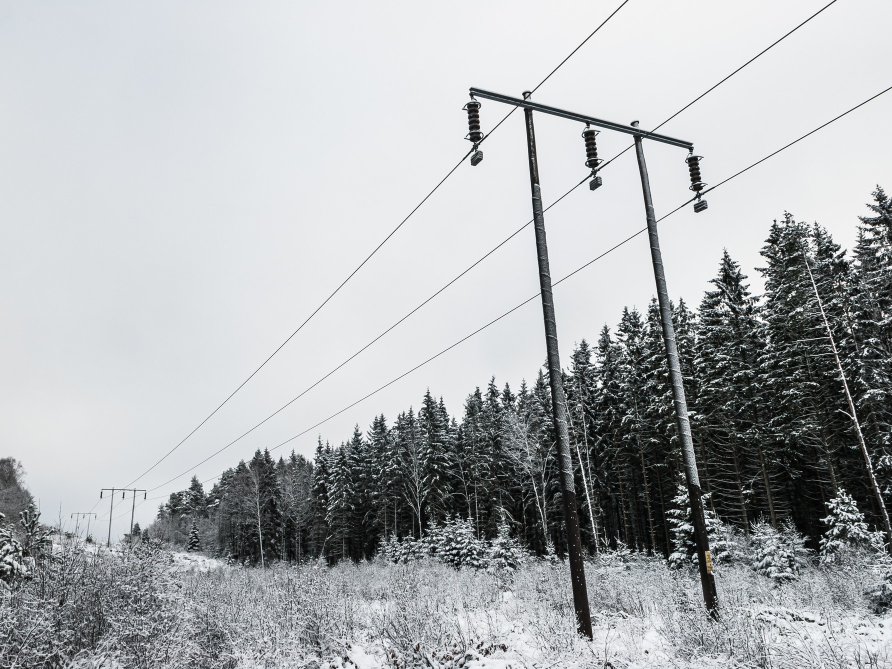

464,86,714,620
100,488,146,546
70,512,97,540
632,123,718,615
521,91,592,639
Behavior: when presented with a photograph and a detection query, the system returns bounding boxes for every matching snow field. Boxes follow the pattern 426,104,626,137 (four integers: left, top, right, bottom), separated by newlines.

3,540,892,667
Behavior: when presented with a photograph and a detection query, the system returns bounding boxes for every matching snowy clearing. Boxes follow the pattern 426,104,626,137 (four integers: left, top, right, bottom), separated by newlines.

4,540,892,667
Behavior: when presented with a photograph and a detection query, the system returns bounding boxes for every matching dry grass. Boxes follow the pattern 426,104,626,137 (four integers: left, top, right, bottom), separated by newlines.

2,539,890,668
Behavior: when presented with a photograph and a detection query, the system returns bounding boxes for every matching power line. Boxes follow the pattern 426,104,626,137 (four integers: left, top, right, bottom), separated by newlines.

120,1,634,490
138,82,891,505
144,179,589,494
123,149,471,488
596,0,842,172
132,1,845,496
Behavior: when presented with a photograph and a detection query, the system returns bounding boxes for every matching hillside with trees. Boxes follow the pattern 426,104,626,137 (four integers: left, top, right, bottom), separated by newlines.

150,187,892,565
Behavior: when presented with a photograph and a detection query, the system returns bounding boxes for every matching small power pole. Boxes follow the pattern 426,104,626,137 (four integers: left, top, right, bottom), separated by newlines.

128,489,147,539
70,512,97,540
100,488,146,546
632,123,718,615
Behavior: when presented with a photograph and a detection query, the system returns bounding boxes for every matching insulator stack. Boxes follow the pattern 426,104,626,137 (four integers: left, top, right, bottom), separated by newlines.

465,99,483,145
582,125,603,191
686,154,705,192
583,126,599,169
464,98,484,166
686,153,708,213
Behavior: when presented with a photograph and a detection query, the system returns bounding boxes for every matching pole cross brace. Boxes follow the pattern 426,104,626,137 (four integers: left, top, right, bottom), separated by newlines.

469,88,694,151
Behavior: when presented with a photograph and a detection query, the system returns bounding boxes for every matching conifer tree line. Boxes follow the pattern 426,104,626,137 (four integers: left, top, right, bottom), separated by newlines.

152,188,892,564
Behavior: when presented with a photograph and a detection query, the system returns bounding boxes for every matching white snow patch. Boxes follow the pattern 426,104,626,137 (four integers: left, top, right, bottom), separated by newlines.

170,551,223,572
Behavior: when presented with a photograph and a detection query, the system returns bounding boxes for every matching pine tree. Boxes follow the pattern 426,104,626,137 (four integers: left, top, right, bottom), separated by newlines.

850,187,892,490
667,482,729,569
426,516,488,570
187,518,201,552
750,518,810,582
186,476,207,518
820,488,872,560
758,215,850,536
488,517,527,572
696,250,777,529
310,439,332,558
419,390,452,525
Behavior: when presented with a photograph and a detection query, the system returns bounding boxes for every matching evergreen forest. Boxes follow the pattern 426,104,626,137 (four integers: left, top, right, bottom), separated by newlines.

152,188,892,565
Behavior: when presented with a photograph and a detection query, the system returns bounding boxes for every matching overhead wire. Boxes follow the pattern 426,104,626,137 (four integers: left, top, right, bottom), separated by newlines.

97,2,637,518
596,0,842,172
117,0,635,492
130,0,842,500
121,81,892,519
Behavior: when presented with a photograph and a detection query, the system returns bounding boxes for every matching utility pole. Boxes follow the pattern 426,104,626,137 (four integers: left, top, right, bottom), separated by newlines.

632,123,718,614
462,87,717,619
803,255,892,551
521,90,592,639
70,512,97,540
100,488,146,546
128,489,146,539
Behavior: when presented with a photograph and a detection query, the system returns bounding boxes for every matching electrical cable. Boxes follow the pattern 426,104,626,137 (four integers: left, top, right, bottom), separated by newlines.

143,178,589,494
598,0,842,171
130,0,849,498
119,1,634,491
132,82,892,508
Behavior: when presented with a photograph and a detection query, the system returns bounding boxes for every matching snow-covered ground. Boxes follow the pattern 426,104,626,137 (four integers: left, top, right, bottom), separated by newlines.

5,543,892,668
170,550,225,572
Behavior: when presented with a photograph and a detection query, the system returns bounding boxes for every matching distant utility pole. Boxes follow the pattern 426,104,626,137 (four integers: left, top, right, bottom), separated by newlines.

100,488,147,546
70,512,97,539
463,88,717,622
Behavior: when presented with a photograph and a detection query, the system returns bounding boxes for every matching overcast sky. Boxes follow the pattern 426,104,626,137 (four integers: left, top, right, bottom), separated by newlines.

1,0,890,539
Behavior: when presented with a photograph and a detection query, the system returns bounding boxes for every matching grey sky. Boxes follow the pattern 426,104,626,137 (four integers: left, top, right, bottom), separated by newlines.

1,0,890,538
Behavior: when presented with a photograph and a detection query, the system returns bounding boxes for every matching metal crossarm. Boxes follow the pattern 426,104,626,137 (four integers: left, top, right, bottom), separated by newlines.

469,88,694,150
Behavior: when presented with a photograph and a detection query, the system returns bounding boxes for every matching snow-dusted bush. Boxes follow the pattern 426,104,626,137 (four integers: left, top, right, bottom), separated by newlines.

865,568,892,613
820,489,872,562
0,512,28,584
381,533,429,564
749,518,811,582
19,504,50,562
380,516,529,572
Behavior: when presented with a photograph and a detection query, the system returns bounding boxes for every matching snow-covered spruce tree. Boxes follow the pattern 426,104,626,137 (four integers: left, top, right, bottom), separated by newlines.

820,488,872,561
426,516,488,570
750,518,810,582
667,482,735,569
0,513,28,584
488,518,527,572
187,518,201,552
758,216,853,529
696,250,778,530
850,187,892,462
